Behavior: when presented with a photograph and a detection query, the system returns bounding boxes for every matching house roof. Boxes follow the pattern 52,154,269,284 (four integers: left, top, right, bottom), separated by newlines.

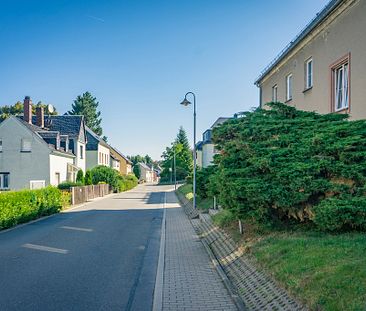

45,115,84,138
13,117,74,157
196,141,204,150
254,0,343,85
109,145,132,164
211,117,231,129
85,126,109,150
138,162,152,170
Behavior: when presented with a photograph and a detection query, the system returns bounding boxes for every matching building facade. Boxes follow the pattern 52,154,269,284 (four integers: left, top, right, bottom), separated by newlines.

85,126,110,170
255,0,366,119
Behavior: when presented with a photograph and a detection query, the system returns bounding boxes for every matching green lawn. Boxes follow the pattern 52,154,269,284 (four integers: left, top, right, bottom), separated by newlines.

177,184,213,210
252,231,366,311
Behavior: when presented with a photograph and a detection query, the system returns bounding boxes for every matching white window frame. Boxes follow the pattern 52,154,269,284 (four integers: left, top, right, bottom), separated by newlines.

305,58,313,89
333,62,349,111
272,85,278,102
286,74,293,101
0,173,10,190
21,138,32,152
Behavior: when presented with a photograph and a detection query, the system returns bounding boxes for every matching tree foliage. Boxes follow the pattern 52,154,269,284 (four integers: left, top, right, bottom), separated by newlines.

76,169,84,184
68,92,103,135
205,102,366,231
160,127,193,182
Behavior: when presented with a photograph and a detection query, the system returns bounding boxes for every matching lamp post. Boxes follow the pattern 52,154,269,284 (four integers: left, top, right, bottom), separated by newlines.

180,92,197,209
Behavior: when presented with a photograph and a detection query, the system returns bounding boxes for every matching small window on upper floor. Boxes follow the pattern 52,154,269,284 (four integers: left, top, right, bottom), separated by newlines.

333,61,349,111
80,145,84,159
272,85,278,102
21,138,31,152
286,73,293,101
305,58,313,90
0,139,2,152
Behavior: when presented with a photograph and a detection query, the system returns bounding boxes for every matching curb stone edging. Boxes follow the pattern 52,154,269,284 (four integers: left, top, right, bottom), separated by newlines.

176,191,307,311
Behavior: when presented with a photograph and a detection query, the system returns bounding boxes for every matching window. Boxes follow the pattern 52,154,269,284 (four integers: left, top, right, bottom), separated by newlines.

80,145,84,159
21,139,31,152
305,58,313,89
272,85,278,102
0,139,2,152
0,173,9,189
286,74,293,101
333,62,349,111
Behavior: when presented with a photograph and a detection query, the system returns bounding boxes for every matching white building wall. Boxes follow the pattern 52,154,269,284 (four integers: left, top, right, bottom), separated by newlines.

202,143,215,168
74,141,86,172
98,144,110,166
49,154,74,186
0,117,50,190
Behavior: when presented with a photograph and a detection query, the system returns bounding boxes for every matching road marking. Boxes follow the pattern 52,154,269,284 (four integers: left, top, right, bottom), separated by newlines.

60,226,93,232
22,243,69,254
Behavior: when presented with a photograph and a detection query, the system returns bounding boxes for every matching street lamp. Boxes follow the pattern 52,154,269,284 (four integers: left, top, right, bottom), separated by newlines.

180,92,197,209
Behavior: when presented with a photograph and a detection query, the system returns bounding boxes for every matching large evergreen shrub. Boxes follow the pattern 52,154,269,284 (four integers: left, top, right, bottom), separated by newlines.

211,102,366,231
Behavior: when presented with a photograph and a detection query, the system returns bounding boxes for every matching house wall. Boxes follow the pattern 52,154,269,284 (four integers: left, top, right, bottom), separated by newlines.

196,150,203,168
202,143,215,168
259,0,366,119
74,140,86,172
86,150,98,170
98,144,110,166
49,154,74,186
86,144,110,170
0,118,50,190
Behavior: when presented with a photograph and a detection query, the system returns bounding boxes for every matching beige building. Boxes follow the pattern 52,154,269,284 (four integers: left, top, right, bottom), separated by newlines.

255,0,366,119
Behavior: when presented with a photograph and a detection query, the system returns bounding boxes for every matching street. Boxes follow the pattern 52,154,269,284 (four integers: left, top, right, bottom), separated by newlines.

0,184,168,311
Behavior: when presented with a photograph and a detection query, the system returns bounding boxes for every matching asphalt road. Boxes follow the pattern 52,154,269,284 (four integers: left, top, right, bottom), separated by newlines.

0,184,169,311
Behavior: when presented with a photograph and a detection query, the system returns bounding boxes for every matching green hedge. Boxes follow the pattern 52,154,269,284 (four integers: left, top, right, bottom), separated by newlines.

0,187,63,230
209,102,366,232
118,174,138,192
58,181,84,190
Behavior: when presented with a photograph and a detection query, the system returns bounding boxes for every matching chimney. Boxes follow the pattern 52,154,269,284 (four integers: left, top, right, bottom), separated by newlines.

24,96,32,124
36,106,44,128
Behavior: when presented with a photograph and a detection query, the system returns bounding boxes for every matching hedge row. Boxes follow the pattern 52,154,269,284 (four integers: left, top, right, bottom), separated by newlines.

0,187,63,230
201,102,366,232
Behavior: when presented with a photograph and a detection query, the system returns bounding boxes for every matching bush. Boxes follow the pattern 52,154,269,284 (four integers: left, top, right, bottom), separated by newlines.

117,174,138,192
91,165,120,191
0,187,63,230
76,169,84,184
211,102,366,231
313,197,366,231
57,181,83,190
85,170,93,185
196,166,216,199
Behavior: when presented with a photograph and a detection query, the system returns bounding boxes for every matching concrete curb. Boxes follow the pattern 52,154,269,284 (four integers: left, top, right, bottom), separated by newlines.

152,192,167,311
201,236,247,311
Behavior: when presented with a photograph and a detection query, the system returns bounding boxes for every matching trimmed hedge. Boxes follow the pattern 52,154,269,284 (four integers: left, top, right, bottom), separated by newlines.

58,181,84,190
0,187,63,230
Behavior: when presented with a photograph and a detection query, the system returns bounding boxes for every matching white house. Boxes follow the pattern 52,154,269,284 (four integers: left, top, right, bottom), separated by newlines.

85,126,110,170
198,117,231,168
0,96,87,190
138,162,155,183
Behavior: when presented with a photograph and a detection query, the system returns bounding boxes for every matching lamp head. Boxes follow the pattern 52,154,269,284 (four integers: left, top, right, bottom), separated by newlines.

180,98,191,107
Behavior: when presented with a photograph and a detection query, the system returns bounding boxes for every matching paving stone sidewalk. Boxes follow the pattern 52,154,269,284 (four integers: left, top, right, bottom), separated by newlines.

162,191,238,311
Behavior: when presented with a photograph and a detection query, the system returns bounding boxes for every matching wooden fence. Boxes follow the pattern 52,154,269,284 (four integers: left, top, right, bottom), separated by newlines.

70,184,110,205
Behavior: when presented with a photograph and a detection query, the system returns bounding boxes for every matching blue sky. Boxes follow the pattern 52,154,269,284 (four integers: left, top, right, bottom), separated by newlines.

0,0,329,159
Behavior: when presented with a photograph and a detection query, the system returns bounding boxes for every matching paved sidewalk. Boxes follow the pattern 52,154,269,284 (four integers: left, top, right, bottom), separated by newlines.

162,191,237,311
